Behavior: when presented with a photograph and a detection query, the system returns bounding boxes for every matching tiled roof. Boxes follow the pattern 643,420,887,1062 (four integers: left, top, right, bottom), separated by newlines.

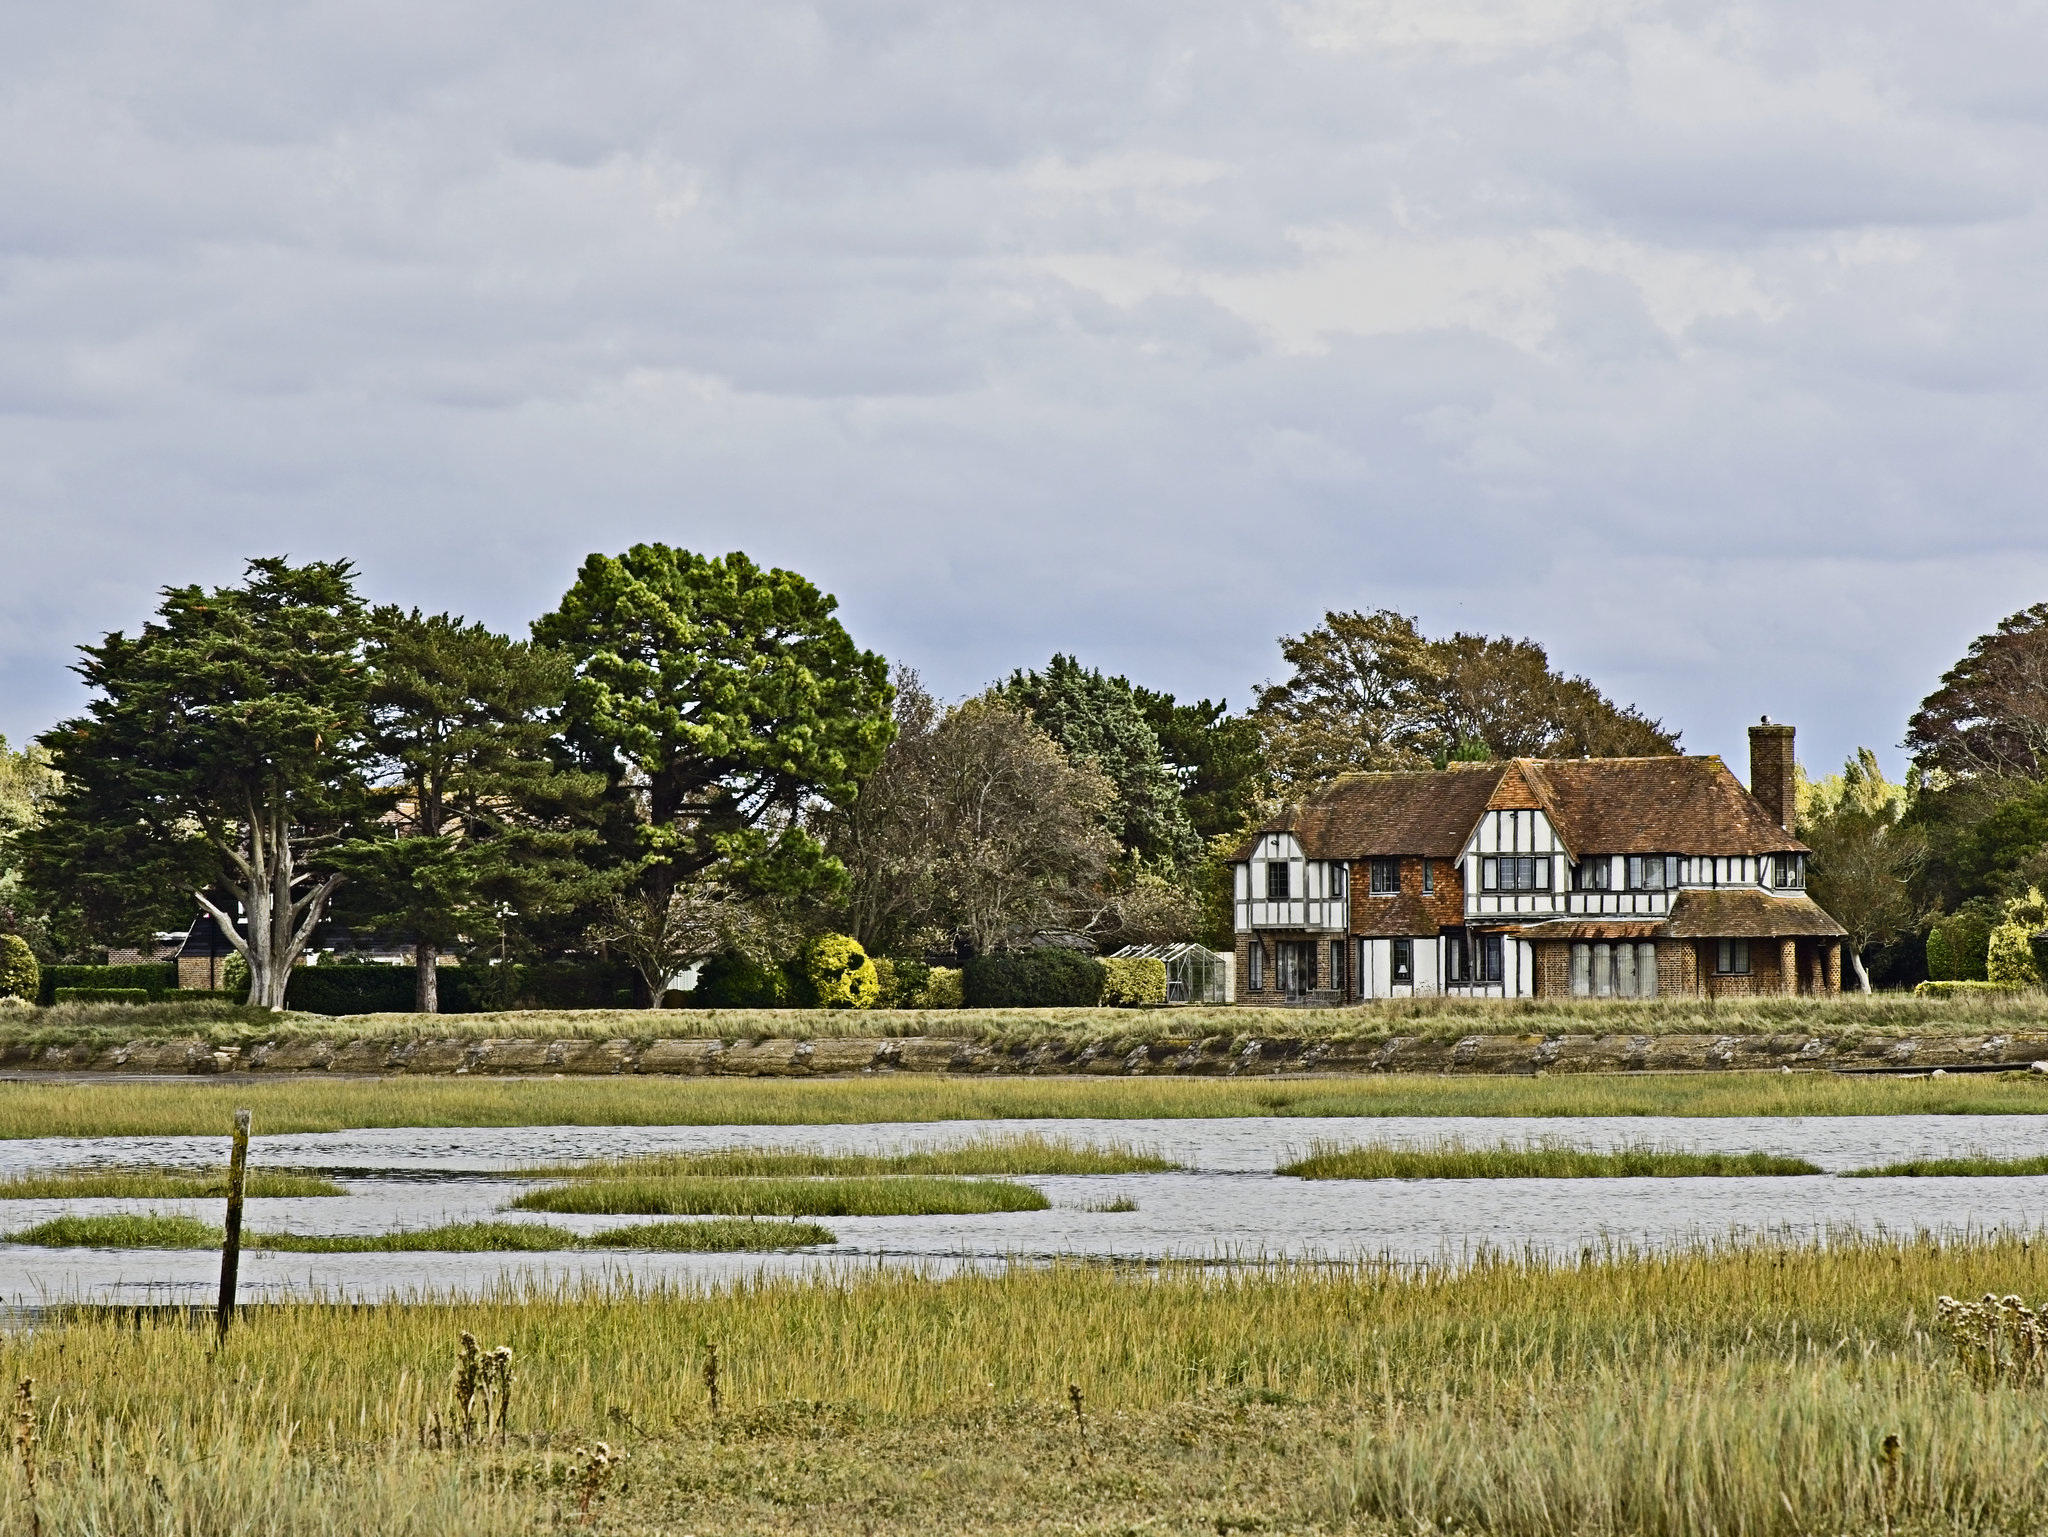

1524,757,1806,857
1250,755,1806,860
1351,893,1446,937
1508,920,1666,941
1661,890,1846,939
1245,764,1506,859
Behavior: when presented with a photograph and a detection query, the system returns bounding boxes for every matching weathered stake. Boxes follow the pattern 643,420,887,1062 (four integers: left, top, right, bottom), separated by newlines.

215,1108,251,1343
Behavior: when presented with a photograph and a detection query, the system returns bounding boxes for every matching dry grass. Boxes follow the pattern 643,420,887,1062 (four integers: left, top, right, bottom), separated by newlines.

5,1214,836,1252
1,1234,2047,1532
1,1069,2046,1140
1279,1139,1824,1179
12,989,2048,1052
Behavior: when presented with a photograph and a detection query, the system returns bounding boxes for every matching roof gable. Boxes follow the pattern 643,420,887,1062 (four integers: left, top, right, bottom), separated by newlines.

1251,754,1806,861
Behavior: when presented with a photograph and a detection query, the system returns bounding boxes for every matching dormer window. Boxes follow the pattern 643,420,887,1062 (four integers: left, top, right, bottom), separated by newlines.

1265,862,1291,900
1771,854,1805,890
1573,859,1611,892
1627,856,1677,891
1369,858,1400,894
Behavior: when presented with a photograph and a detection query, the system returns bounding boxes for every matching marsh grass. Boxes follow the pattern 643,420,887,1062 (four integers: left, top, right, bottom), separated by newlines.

515,1134,1175,1181
5,1068,2048,1140
6,1215,835,1252
0,1166,345,1199
1847,1154,2048,1177
0,1234,2046,1531
511,1173,1050,1217
1280,1140,1825,1179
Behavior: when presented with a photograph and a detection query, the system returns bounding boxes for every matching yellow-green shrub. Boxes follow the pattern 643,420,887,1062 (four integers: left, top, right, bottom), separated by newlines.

1915,980,2021,998
911,966,963,1009
801,933,879,1010
0,934,36,1001
1099,956,1167,1007
1987,888,2047,988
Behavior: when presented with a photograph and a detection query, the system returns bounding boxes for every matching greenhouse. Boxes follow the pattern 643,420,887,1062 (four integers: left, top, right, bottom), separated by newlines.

1109,942,1234,1005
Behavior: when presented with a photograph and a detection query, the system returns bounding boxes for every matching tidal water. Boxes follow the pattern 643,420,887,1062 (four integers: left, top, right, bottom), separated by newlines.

1,1114,2044,1302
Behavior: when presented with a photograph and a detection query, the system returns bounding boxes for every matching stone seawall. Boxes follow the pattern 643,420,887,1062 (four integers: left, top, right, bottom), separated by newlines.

5,1030,2048,1078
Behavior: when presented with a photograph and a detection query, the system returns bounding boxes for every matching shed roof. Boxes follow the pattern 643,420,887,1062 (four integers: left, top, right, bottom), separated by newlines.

1660,889,1846,939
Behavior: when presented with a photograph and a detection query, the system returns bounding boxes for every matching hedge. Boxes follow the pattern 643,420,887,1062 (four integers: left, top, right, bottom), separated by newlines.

690,951,788,1009
0,935,36,1002
53,988,151,1005
1914,980,2027,998
39,963,178,1006
1099,956,1168,1007
963,949,1105,1008
285,961,640,1016
1926,911,1992,982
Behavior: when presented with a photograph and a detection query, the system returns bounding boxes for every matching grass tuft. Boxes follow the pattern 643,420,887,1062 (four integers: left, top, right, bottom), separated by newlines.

250,1222,573,1253
0,1166,345,1199
585,1218,836,1250
518,1134,1174,1181
8,1213,223,1248
511,1174,1051,1218
1279,1140,1824,1179
1844,1153,2048,1177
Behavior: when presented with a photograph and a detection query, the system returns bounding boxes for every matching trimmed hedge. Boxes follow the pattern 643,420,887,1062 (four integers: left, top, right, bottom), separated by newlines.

963,949,1105,1008
39,963,177,1006
53,988,151,1005
1099,956,1168,1007
285,960,640,1016
1914,980,2026,998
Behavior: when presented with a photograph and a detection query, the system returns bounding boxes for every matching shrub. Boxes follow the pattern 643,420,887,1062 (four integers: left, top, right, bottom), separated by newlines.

913,966,962,1009
1987,888,2048,989
1915,980,2024,997
37,962,177,1006
963,948,1105,1008
1099,955,1168,1007
1926,910,1993,982
286,965,416,1015
692,950,789,1009
874,957,929,1009
223,952,250,1000
791,933,879,1010
53,988,151,1005
0,935,36,1002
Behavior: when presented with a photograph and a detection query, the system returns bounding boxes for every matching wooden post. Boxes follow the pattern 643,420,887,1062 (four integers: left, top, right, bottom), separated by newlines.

216,1108,251,1343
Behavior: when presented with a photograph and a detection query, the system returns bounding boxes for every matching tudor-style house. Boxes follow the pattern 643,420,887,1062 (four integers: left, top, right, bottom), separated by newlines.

1233,721,1848,1001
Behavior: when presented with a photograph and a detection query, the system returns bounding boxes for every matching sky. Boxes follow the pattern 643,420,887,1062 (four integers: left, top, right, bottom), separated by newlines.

4,1,2046,781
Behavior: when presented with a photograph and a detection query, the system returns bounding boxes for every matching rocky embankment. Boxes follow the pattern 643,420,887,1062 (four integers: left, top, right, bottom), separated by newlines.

6,1030,2048,1077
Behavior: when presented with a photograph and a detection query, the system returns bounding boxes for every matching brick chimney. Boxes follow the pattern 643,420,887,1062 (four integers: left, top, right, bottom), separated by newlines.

1748,717,1796,831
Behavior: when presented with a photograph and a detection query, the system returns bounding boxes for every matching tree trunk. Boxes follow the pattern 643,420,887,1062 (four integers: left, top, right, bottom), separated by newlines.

196,801,345,1013
1850,946,1872,994
415,940,439,1014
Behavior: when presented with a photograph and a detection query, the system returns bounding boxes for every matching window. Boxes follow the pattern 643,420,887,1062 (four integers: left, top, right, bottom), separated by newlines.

1571,942,1660,997
1444,931,1469,982
1331,863,1347,899
1330,940,1348,994
1369,858,1400,894
1626,856,1673,891
1716,939,1751,975
1249,942,1264,992
1391,938,1413,983
1482,856,1550,892
1772,855,1805,890
1421,859,1434,894
1573,859,1612,891
1265,861,1291,901
1478,933,1504,983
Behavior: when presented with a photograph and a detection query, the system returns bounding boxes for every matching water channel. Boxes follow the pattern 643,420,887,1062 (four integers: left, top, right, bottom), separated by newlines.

2,1114,2045,1302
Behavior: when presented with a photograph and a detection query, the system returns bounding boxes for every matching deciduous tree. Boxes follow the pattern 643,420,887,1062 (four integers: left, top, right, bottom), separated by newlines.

1801,749,1924,993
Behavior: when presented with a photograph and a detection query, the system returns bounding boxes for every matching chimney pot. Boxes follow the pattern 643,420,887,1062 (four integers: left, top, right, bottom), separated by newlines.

1748,720,1796,832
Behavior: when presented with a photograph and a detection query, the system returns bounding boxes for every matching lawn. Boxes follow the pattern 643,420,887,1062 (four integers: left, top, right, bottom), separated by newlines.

1,1233,2043,1533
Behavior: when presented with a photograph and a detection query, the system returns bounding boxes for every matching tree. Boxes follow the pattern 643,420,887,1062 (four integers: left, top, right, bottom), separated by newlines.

1254,609,1678,790
926,698,1118,955
1800,749,1925,993
828,689,1118,957
333,608,602,1013
532,546,895,912
0,737,62,958
999,656,1201,869
25,558,369,1009
1906,602,2048,782
585,880,761,1009
1129,688,1271,842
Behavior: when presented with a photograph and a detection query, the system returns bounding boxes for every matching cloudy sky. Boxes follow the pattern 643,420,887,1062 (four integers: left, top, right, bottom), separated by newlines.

4,1,2045,778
